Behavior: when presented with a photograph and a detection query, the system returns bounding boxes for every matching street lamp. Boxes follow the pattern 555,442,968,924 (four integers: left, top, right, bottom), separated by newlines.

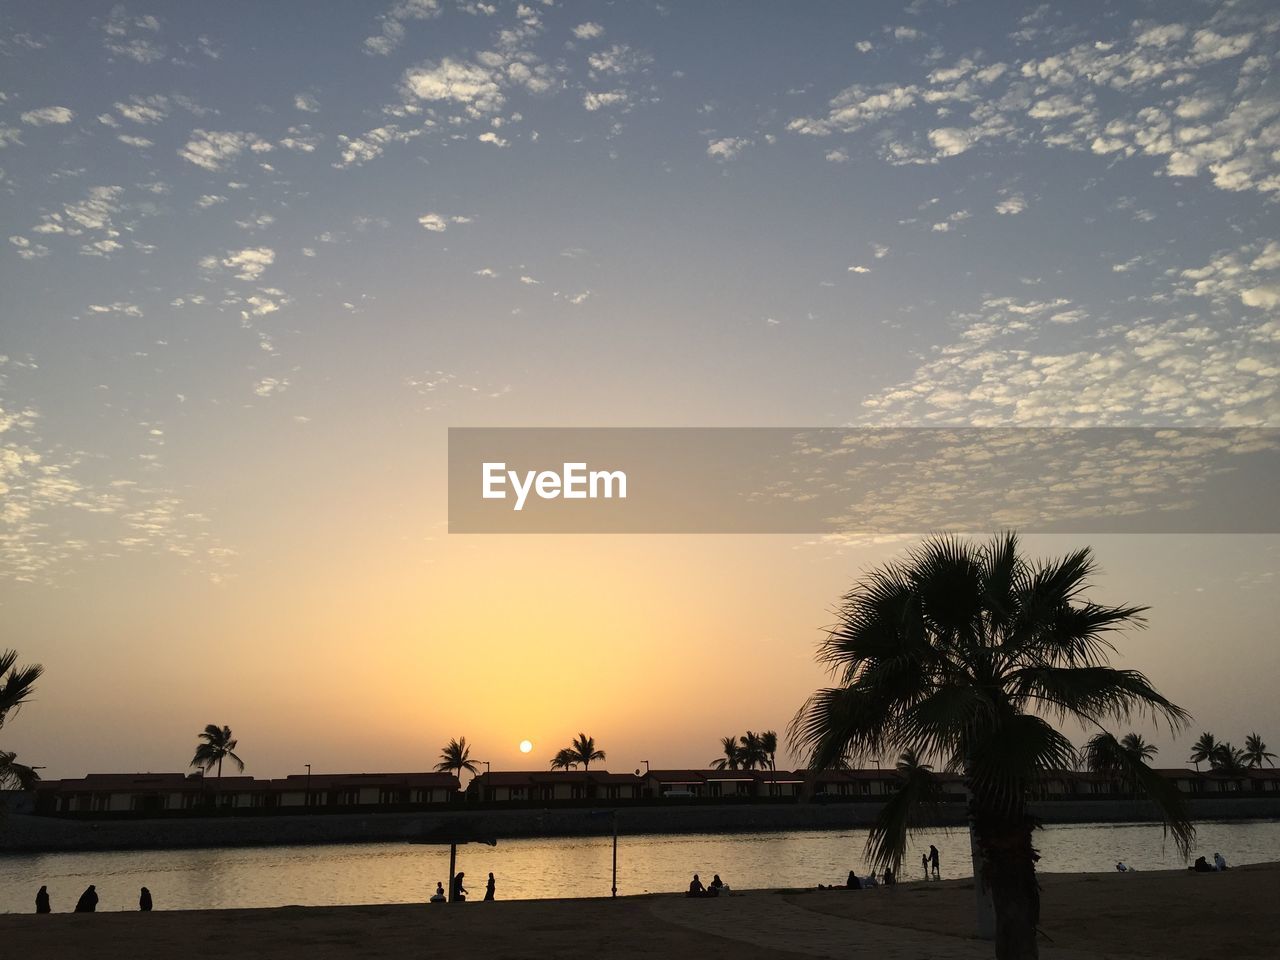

305,764,311,810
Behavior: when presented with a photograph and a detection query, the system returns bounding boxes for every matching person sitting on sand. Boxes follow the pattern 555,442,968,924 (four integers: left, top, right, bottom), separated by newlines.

1214,852,1229,871
139,887,152,911
1191,856,1214,873
74,885,98,913
883,866,895,886
1115,861,1129,873
484,872,496,901
35,886,50,914
430,882,446,903
846,870,861,890
687,874,705,897
452,872,468,902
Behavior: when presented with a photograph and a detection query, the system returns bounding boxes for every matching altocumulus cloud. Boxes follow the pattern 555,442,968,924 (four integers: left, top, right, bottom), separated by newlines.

21,106,75,125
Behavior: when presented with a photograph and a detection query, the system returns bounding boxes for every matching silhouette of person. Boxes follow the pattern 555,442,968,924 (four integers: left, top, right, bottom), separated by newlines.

687,874,705,897
139,887,152,911
1191,856,1214,873
35,886,50,914
430,882,446,903
884,866,895,886
708,874,724,896
74,885,98,913
1214,852,1229,871
484,872,495,901
846,870,861,890
922,852,929,877
452,871,468,902
929,845,941,879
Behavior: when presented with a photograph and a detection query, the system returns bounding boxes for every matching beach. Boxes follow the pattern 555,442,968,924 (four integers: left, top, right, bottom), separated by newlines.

2,862,1273,960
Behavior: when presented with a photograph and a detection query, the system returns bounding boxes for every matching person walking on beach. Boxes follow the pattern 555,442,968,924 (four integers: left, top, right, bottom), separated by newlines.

74,885,98,913
484,872,495,901
929,845,940,879
922,853,929,878
452,871,468,902
35,886,50,914
139,887,153,911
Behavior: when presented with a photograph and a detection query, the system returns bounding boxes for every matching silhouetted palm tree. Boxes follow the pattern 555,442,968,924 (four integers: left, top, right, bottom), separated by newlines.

558,733,606,771
761,730,779,792
1212,742,1248,773
550,748,579,771
1244,732,1275,768
1085,732,1159,798
435,737,479,780
1119,733,1158,763
710,735,741,770
738,731,767,771
791,533,1192,960
191,724,244,798
1189,732,1218,771
0,649,44,791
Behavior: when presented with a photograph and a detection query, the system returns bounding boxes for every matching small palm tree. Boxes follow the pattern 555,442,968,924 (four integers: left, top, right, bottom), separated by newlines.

1188,732,1217,771
1212,742,1248,773
761,730,779,792
791,533,1193,960
191,724,244,799
550,748,579,771
1244,732,1275,768
738,731,767,771
1085,732,1159,799
711,735,741,770
1120,733,1158,763
0,750,40,790
556,733,605,771
435,737,479,780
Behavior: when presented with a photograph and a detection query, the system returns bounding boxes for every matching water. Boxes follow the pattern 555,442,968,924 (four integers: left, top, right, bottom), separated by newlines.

2,819,1275,914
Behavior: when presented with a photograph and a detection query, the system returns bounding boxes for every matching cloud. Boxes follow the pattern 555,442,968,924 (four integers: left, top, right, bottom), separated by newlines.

707,137,751,161
102,5,165,64
825,149,849,163
364,0,440,56
573,22,603,40
114,95,170,123
583,90,627,112
587,44,651,78
848,265,871,274
9,236,50,259
253,377,290,397
928,127,975,157
294,93,320,113
87,302,143,317
402,58,504,114
21,106,75,126
117,134,153,148
179,130,272,170
477,131,508,147
418,213,448,232
334,125,421,168
208,246,275,281
995,193,1027,215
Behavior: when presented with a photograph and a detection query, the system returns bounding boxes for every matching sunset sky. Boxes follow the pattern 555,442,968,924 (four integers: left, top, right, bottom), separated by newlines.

2,1,1278,779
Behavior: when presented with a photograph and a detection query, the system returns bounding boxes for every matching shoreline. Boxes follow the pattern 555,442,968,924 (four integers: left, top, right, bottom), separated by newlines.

6,796,1280,855
0,864,1275,959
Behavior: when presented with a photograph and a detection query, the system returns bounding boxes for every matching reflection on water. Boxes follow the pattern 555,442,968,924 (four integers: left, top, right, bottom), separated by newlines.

1,819,1276,913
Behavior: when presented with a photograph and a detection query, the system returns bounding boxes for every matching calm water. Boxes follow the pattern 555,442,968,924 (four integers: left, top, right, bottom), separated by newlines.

2,819,1276,914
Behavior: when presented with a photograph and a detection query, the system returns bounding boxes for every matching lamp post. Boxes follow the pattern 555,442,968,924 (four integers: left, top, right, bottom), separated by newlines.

305,764,311,810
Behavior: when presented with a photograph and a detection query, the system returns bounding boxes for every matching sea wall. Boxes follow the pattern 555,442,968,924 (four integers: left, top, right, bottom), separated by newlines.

3,797,1278,854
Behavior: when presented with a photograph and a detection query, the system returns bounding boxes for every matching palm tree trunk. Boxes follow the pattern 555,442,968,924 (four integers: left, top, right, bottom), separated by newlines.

973,812,1040,960
969,820,995,940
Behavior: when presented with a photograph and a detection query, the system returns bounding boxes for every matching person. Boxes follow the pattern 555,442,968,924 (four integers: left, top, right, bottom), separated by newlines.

929,844,941,879
35,886,50,914
430,882,446,903
1115,861,1129,872
484,872,495,901
452,872,468,902
922,853,929,878
1191,856,1214,873
139,887,152,911
687,874,705,897
883,866,896,886
74,885,98,913
846,870,861,890
1214,852,1229,871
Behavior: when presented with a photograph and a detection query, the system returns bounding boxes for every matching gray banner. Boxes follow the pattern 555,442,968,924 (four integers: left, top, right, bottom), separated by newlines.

448,428,1280,534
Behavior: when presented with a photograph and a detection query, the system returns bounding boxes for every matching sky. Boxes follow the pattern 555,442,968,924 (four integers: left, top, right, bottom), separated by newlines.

1,0,1278,780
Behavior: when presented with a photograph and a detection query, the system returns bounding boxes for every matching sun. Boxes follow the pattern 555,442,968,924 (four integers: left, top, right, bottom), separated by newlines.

519,739,533,754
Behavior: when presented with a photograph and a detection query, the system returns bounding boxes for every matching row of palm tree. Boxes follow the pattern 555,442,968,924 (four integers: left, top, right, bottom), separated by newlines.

710,730,779,772
432,733,610,780
1,649,45,791
1188,731,1274,772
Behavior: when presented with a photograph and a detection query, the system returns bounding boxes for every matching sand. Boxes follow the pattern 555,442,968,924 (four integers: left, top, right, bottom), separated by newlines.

1,863,1274,959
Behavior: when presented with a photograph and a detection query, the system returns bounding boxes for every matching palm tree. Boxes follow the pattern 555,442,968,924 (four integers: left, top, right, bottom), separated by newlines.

1244,732,1275,768
761,729,779,793
0,649,44,729
710,735,741,770
738,731,767,771
0,649,44,791
791,533,1193,960
550,748,579,771
556,732,606,771
1189,732,1218,771
435,737,479,781
1084,732,1158,798
1211,742,1248,773
1119,733,1158,763
190,724,244,802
